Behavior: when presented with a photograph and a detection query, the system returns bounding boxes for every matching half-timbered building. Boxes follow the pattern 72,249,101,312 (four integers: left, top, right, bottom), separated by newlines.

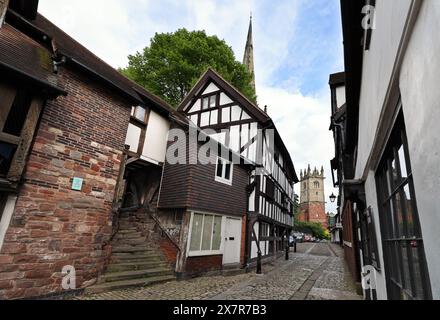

177,68,298,267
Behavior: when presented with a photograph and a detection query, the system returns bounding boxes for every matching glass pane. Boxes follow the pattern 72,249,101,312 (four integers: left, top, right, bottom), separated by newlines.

209,96,216,108
190,214,204,251
202,97,210,109
391,158,400,190
411,242,426,299
403,185,417,237
0,142,17,176
3,91,32,136
201,215,213,251
385,167,393,198
398,145,408,180
224,163,232,180
392,193,405,238
212,216,222,250
401,242,412,292
390,242,402,283
385,200,396,239
134,106,146,121
216,159,223,178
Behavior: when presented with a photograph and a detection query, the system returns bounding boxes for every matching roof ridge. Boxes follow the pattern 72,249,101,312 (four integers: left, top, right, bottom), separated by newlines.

203,67,270,119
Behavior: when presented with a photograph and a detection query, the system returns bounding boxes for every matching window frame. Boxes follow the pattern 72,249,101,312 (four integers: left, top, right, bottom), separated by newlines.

201,93,218,111
215,157,233,186
375,111,432,300
187,212,224,257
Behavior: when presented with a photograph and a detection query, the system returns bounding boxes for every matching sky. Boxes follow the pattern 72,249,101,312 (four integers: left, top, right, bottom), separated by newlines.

38,0,344,213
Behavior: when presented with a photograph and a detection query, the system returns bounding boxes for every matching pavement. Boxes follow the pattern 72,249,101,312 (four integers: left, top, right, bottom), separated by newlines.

75,243,362,300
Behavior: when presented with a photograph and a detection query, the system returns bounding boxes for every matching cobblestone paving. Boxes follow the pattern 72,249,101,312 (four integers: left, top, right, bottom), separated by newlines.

76,243,361,300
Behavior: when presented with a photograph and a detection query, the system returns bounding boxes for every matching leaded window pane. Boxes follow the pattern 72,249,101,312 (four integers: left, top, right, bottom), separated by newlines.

212,216,222,251
190,214,203,251
201,215,213,251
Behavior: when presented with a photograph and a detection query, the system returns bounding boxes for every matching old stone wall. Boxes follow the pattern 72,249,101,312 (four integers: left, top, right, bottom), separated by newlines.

0,67,131,299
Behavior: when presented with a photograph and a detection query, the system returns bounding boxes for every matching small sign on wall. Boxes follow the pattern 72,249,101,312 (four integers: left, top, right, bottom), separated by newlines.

71,177,84,191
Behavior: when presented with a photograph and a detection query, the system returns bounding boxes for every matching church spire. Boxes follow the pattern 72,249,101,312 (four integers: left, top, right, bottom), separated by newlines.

243,13,256,94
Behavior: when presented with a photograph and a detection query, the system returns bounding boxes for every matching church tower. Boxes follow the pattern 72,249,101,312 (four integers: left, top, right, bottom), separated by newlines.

299,165,328,228
243,14,256,93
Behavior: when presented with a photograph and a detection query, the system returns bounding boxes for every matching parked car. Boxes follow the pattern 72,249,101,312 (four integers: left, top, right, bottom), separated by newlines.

289,235,296,247
293,233,304,243
304,234,312,242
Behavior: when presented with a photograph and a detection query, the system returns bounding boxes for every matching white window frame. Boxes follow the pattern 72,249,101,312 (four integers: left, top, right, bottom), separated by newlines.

187,212,225,257
215,157,233,186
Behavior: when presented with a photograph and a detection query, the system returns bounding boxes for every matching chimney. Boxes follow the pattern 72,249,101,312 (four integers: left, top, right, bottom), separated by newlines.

0,0,9,27
264,105,268,114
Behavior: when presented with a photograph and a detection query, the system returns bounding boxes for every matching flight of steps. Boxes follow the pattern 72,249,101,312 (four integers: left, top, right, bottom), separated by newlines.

86,214,176,294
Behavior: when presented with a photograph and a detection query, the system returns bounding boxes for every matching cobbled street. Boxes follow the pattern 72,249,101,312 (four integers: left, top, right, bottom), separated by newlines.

76,243,361,301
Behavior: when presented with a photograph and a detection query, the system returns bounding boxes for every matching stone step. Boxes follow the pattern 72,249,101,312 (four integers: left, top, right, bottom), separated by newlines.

112,246,157,253
114,233,144,240
107,261,169,273
99,268,174,283
113,239,147,246
116,229,139,234
111,254,164,263
85,275,176,294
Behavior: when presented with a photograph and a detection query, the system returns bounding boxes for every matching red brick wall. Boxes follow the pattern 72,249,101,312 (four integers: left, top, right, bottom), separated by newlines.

185,255,223,275
299,202,328,228
159,238,179,266
0,67,131,299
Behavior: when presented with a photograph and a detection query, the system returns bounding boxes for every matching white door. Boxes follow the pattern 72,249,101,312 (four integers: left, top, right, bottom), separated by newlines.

223,217,242,265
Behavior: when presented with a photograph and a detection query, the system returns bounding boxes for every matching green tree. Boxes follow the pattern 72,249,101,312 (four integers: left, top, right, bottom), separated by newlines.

294,221,330,240
120,29,256,108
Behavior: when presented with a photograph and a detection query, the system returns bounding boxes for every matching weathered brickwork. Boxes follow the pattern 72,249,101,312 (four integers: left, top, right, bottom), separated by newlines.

0,67,131,299
159,238,179,267
185,255,223,276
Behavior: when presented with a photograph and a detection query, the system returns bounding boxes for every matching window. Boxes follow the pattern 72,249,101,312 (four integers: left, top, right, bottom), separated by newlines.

215,157,233,185
376,112,431,300
0,88,33,177
202,94,217,110
0,143,17,176
189,213,223,256
131,106,147,122
3,90,32,136
266,179,275,200
314,181,320,189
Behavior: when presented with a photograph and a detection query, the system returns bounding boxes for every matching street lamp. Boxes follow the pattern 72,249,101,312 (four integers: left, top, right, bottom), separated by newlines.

329,193,337,203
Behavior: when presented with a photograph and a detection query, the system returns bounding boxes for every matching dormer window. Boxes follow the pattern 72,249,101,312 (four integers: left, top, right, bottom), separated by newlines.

215,157,233,185
202,94,217,110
